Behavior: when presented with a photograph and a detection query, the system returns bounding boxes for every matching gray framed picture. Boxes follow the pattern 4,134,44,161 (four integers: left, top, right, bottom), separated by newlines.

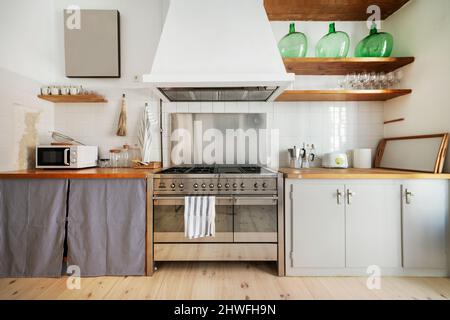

64,9,121,78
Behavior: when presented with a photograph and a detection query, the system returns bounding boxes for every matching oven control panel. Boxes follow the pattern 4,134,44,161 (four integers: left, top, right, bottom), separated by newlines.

153,178,278,195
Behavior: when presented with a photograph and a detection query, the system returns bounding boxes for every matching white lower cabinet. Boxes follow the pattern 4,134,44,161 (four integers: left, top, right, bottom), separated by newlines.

285,179,449,276
402,180,448,271
345,181,402,269
289,181,345,269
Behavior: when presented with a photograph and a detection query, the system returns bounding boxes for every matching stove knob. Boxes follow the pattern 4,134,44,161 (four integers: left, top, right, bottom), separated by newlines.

193,183,198,188
217,183,222,188
225,183,230,189
170,183,176,189
209,183,214,188
179,183,184,189
232,183,238,188
201,183,206,188
254,183,258,188
262,182,267,188
240,182,245,188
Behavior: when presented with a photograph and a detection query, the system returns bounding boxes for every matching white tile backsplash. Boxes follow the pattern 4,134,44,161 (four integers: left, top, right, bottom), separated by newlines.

52,91,384,166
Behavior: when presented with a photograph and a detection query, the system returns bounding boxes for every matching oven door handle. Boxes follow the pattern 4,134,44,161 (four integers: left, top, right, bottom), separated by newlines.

233,197,278,206
153,196,234,206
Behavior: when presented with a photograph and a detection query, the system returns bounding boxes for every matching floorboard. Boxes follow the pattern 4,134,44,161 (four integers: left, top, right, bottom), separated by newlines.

0,262,449,300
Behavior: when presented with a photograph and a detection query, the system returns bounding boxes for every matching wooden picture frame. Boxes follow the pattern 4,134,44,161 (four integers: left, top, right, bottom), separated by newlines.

374,133,449,174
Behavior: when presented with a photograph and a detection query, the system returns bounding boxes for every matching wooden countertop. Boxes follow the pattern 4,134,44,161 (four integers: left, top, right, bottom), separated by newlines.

279,168,450,180
0,168,161,179
2,167,450,180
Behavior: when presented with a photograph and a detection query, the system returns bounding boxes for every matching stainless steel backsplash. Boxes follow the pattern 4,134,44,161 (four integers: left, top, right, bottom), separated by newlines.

170,113,268,165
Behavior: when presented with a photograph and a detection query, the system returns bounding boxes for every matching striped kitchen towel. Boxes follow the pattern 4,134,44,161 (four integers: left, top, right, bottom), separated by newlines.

184,196,216,239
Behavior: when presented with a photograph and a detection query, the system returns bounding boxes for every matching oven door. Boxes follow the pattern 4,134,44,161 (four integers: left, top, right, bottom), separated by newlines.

233,197,278,243
153,196,234,243
36,147,71,167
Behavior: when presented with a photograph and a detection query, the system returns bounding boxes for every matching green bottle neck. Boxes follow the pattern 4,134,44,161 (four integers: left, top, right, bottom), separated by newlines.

289,23,296,34
329,23,336,34
370,24,378,35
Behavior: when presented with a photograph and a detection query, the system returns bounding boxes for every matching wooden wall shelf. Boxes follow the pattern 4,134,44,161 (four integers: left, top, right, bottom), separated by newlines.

283,57,415,75
276,89,412,102
265,0,410,21
38,94,107,103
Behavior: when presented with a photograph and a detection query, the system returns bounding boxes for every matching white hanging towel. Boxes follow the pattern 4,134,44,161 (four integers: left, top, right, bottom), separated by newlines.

184,196,216,239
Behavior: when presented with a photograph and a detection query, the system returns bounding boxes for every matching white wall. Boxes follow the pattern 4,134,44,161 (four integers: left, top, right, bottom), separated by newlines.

0,0,55,171
51,0,164,161
384,0,450,172
1,0,384,169
53,17,383,167
0,0,55,82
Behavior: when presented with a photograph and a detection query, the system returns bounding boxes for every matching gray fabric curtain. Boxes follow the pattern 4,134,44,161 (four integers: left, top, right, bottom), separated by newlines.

67,179,146,276
0,179,67,277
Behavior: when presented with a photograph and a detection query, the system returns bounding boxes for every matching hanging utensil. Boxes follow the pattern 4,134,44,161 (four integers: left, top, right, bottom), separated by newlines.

50,131,85,145
116,93,127,136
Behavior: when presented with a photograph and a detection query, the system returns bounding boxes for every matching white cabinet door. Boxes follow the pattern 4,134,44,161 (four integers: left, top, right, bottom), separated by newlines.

345,181,402,268
287,180,345,268
402,180,448,270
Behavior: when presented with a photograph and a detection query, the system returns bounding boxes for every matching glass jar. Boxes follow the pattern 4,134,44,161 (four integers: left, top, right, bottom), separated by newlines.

121,145,130,167
98,159,110,168
316,22,350,58
278,23,308,58
128,144,141,164
109,149,121,168
355,24,394,57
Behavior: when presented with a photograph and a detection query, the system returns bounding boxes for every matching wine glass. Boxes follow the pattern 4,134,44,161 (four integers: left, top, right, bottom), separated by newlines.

369,72,378,89
386,72,396,88
360,72,371,89
378,72,387,89
347,73,357,89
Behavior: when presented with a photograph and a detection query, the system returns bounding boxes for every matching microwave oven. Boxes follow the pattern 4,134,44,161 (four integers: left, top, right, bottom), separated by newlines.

36,145,98,169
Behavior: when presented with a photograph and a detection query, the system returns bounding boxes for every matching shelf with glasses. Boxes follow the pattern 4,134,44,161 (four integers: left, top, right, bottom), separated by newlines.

264,0,409,21
275,89,412,102
38,94,107,103
283,57,415,75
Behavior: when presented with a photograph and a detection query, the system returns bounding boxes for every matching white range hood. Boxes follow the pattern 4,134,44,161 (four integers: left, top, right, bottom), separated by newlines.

143,0,294,102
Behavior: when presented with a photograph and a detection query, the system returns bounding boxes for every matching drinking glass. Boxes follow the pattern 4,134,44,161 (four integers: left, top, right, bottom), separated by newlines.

387,72,396,88
360,72,370,89
378,72,387,89
348,73,357,89
369,72,378,89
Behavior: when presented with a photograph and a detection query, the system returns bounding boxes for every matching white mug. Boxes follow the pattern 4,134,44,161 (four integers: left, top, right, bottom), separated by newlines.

70,86,79,95
50,86,60,95
40,86,50,95
61,86,69,95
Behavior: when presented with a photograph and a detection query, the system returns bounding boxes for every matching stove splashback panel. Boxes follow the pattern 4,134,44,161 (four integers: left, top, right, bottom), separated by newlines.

170,113,267,166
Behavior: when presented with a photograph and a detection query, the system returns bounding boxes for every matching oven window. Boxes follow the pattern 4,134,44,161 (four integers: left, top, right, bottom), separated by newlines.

37,148,68,166
154,199,233,243
234,199,278,243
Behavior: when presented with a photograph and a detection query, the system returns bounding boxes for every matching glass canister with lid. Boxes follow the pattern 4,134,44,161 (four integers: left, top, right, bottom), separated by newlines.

109,149,121,168
120,145,131,167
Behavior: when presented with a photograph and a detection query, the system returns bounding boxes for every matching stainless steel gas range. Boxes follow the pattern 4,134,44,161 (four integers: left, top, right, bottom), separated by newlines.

148,165,285,276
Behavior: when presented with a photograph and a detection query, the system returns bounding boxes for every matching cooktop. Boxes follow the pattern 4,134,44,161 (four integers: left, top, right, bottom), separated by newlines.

158,165,263,175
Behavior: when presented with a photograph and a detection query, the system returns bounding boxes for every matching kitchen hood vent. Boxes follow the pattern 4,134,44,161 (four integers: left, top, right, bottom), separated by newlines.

143,0,294,102
159,86,279,102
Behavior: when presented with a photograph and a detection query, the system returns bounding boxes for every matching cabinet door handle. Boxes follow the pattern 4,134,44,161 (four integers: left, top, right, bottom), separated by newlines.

347,189,356,205
405,189,414,204
336,189,343,205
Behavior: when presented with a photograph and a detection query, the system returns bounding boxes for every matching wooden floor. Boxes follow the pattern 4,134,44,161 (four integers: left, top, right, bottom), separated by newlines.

0,262,449,300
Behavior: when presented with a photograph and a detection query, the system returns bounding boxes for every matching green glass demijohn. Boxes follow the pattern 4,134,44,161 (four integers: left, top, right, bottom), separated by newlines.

355,23,394,57
278,23,308,58
315,22,350,58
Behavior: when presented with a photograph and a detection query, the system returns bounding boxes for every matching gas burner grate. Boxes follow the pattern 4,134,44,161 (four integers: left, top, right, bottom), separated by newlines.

158,165,263,174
